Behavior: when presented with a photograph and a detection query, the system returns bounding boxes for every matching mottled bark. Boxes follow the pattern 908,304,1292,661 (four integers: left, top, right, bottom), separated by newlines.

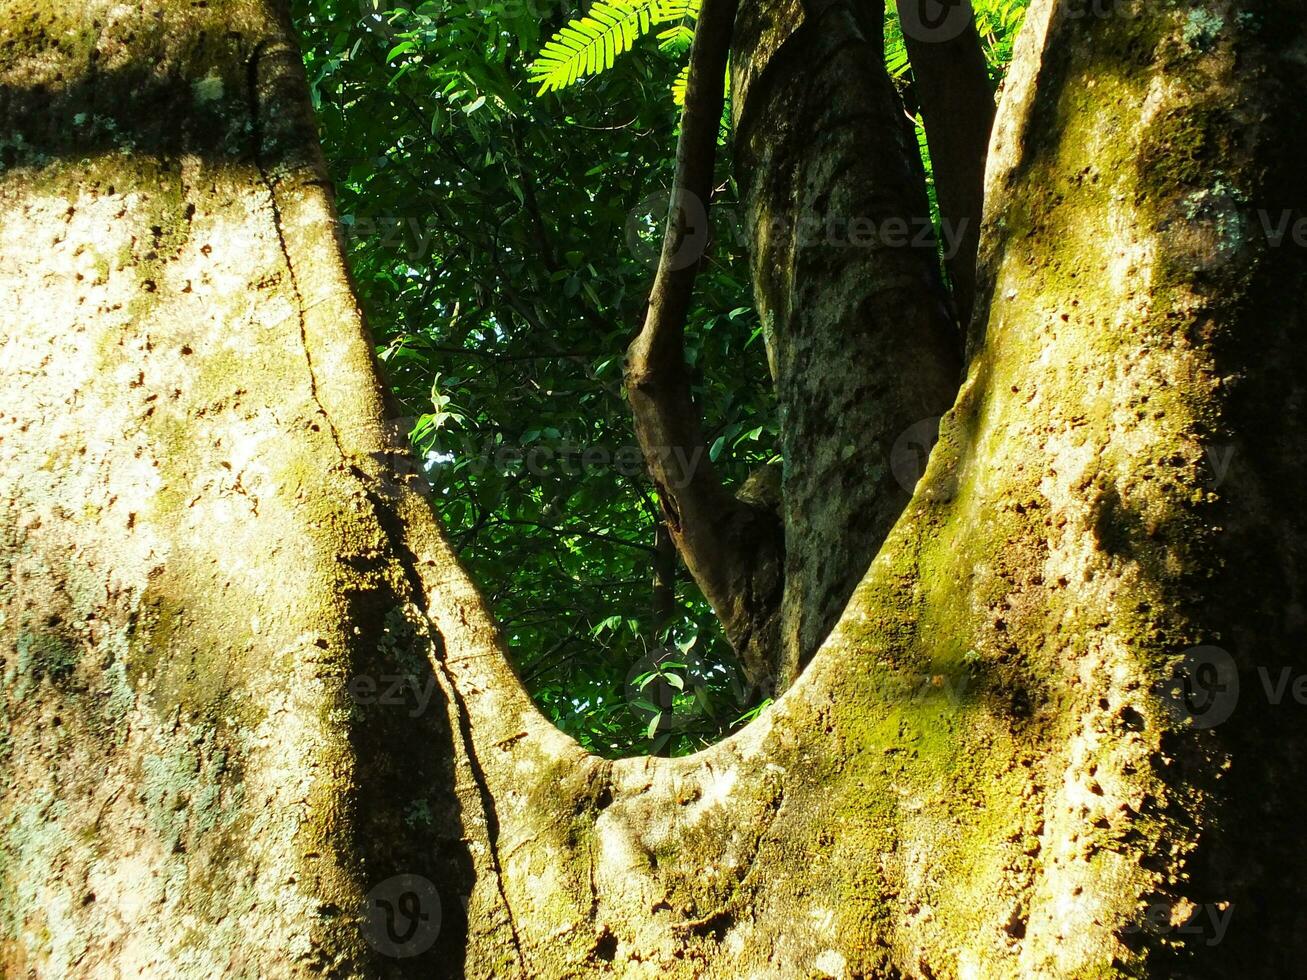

5,1,1307,979
0,1,495,974
732,0,964,684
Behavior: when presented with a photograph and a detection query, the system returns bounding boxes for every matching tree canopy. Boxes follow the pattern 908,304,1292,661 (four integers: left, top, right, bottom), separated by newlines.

291,0,1028,756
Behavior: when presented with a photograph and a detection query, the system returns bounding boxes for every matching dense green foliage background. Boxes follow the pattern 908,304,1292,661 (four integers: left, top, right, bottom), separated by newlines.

291,0,1026,756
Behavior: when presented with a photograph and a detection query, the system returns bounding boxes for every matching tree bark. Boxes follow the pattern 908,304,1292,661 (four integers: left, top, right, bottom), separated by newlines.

0,1,494,974
625,0,785,687
731,0,964,684
5,1,1307,978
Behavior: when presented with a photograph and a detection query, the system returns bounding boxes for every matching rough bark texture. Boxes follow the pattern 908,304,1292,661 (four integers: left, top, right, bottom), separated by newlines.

5,1,1307,978
732,0,964,685
0,2,497,974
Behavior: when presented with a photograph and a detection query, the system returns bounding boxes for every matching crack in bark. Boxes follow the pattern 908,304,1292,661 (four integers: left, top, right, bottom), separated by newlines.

432,653,530,975
585,760,615,929
356,470,531,973
249,35,530,973
727,772,786,903
247,38,347,462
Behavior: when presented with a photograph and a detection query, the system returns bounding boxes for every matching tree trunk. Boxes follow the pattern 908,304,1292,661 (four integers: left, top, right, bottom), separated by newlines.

732,0,963,685
4,1,1307,978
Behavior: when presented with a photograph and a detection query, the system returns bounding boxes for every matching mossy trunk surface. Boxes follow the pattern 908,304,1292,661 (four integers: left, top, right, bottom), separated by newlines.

3,0,1307,977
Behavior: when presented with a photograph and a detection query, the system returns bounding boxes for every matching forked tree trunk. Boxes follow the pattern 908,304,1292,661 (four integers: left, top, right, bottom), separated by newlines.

4,1,1307,977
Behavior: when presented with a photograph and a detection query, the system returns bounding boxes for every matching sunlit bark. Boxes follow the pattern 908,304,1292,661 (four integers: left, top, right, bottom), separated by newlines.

4,1,1307,978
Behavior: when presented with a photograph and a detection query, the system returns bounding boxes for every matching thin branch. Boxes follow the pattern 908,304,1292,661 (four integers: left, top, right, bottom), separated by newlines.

622,0,782,683
896,0,996,328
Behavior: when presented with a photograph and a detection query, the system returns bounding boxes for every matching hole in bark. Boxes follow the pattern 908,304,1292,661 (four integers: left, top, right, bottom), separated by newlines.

1003,910,1026,939
594,928,618,961
687,910,733,941
1119,705,1146,730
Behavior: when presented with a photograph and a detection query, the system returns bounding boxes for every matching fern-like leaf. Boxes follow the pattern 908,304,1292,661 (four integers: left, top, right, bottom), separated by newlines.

530,0,699,95
657,23,696,55
671,62,691,105
974,0,1028,45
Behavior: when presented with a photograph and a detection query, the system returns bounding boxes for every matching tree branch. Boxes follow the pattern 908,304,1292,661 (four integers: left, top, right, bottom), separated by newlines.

623,0,783,684
896,0,996,328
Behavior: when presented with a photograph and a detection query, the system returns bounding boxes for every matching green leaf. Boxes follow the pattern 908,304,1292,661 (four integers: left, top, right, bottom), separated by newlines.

385,41,415,62
529,0,700,95
671,63,691,106
656,24,695,56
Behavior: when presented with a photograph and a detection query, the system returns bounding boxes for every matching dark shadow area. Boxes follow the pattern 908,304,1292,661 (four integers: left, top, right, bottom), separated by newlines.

341,555,475,978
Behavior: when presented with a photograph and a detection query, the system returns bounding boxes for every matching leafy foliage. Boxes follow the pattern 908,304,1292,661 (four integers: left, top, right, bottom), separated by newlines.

533,0,1028,104
291,0,1026,757
295,0,770,758
885,0,1029,82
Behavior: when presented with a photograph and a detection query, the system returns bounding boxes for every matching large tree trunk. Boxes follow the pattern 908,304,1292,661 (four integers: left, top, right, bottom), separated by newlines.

4,0,1307,977
729,0,963,685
